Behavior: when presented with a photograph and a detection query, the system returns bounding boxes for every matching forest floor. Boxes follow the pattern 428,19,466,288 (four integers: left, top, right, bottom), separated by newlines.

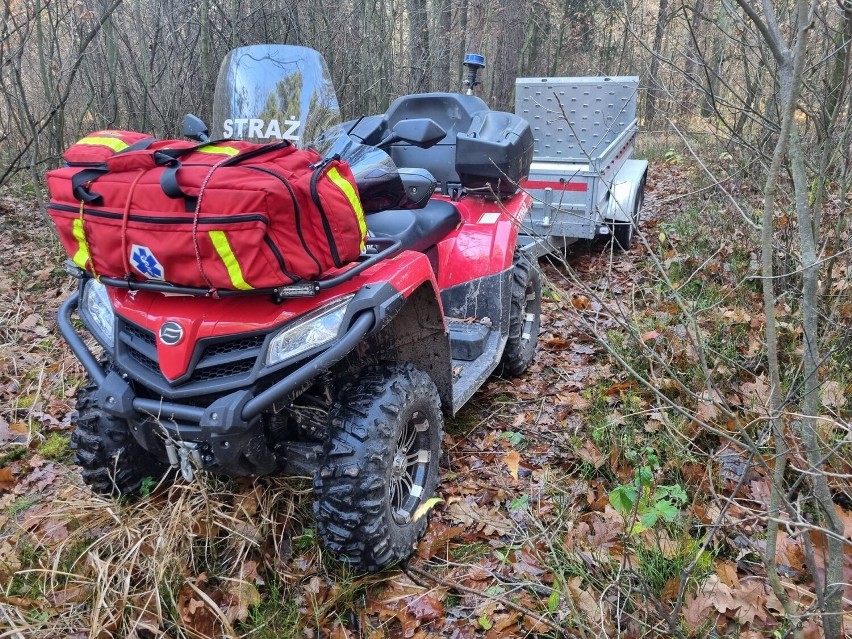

0,148,850,638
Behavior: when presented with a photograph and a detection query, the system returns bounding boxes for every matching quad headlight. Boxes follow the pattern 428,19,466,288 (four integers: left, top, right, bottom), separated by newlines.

80,279,115,347
265,295,353,367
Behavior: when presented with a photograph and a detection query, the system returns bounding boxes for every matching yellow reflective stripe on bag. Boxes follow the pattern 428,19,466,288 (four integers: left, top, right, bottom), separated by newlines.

326,167,367,249
71,200,98,277
197,144,239,156
75,136,130,152
71,218,91,270
208,231,253,290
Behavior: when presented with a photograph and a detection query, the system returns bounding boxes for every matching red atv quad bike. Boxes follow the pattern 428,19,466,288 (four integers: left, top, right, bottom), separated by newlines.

57,45,541,571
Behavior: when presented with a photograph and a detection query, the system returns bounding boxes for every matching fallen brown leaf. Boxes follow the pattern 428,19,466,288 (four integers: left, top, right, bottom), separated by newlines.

0,467,16,491
503,450,520,481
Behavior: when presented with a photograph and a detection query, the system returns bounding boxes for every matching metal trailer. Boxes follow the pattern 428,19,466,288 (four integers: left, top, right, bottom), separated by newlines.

514,76,648,257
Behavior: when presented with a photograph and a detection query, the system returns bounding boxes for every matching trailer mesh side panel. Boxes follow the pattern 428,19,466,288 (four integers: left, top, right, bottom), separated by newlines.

515,77,638,162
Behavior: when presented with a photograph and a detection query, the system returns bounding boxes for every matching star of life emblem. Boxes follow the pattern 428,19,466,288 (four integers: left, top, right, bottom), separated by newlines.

130,244,165,281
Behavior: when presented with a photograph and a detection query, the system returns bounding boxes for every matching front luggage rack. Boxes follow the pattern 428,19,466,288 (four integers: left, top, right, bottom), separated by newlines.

69,237,402,301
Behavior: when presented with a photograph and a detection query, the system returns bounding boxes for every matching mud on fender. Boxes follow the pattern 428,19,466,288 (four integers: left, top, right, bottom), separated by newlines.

340,282,406,334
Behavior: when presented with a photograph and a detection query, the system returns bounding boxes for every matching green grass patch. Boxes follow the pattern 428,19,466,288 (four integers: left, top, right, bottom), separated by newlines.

451,541,491,563
15,395,37,409
243,575,302,639
7,494,39,518
635,537,713,596
38,432,72,462
0,447,29,467
445,404,481,436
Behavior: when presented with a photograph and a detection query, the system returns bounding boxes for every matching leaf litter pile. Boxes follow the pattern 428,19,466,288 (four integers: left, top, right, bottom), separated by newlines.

1,155,851,639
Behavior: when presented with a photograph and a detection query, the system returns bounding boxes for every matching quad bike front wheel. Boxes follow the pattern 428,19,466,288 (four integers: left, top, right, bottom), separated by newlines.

71,382,168,496
313,363,443,572
496,254,542,378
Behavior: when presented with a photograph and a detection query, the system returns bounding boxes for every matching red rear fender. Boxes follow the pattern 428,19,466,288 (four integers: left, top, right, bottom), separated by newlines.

434,192,531,289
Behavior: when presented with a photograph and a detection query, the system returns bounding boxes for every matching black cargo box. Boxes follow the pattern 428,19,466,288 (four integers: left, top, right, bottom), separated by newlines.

344,93,534,197
456,111,534,195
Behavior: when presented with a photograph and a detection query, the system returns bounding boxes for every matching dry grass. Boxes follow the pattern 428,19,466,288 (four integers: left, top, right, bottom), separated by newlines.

0,473,342,638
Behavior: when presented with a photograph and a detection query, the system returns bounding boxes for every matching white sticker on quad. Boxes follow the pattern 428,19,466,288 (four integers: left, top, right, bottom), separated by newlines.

130,244,166,281
478,212,501,224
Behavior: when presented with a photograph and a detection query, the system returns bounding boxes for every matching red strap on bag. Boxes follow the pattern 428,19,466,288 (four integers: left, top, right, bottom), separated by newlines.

191,156,234,294
120,170,147,278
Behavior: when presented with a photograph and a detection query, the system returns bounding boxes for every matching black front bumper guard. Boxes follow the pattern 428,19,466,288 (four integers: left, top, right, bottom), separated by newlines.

58,282,404,474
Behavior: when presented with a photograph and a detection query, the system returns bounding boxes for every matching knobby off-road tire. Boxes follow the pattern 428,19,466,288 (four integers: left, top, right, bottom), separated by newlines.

313,363,443,572
71,383,167,496
496,255,542,378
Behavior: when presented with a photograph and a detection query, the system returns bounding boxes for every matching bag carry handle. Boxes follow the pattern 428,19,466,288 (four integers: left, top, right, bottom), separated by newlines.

72,138,231,203
71,137,157,203
160,140,292,204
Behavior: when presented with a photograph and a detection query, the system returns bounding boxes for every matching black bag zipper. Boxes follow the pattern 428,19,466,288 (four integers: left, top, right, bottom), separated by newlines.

242,166,324,275
49,203,299,284
309,157,342,267
47,203,268,226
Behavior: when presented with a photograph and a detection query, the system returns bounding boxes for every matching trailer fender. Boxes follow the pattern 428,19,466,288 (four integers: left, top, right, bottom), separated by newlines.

601,159,648,223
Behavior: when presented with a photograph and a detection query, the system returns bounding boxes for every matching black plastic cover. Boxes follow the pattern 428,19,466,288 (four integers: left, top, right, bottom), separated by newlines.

363,92,534,195
447,320,490,361
392,118,446,147
456,111,534,195
314,130,414,212
397,168,437,208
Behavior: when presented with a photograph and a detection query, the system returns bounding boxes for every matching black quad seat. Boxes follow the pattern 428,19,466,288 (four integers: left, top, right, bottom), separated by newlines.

366,200,461,253
345,93,534,196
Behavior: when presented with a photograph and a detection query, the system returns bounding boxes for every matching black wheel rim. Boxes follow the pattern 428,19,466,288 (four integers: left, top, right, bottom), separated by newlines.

520,279,538,346
389,410,431,525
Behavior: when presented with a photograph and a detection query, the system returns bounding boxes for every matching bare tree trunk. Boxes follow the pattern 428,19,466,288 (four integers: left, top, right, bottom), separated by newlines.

701,0,727,117
455,0,469,88
406,0,429,93
489,0,528,110
681,0,705,112
467,0,484,64
645,0,669,125
734,0,845,636
200,0,211,108
549,0,571,76
433,0,452,91
790,120,847,639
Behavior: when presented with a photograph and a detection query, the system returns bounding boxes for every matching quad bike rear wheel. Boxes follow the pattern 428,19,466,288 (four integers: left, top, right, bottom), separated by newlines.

313,363,443,572
496,255,542,377
71,382,167,496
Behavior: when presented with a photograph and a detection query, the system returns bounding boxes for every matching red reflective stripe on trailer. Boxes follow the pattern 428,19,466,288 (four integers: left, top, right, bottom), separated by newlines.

521,180,588,192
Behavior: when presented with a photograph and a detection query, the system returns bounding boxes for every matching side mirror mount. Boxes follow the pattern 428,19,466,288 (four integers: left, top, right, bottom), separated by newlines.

397,168,437,208
381,118,446,149
183,114,210,143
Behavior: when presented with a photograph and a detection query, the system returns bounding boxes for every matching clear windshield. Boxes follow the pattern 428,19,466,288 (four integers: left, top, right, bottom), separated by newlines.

211,45,341,148
212,45,416,212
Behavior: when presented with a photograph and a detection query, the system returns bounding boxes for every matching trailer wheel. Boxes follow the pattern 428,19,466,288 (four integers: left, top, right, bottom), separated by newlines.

314,363,443,572
496,254,541,377
71,382,168,496
613,180,645,251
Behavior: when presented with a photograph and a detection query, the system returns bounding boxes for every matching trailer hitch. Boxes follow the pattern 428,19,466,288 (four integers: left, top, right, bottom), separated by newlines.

164,439,203,482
